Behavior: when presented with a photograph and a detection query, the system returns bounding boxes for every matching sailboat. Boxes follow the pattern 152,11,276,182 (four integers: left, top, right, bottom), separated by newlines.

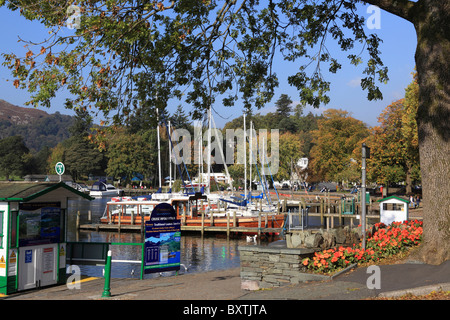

100,108,285,233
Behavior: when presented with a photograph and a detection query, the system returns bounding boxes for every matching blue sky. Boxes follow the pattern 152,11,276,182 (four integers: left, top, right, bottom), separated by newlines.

0,3,417,129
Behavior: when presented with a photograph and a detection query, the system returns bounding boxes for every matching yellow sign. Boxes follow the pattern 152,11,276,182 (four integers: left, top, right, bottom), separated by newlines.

0,255,5,268
9,251,16,264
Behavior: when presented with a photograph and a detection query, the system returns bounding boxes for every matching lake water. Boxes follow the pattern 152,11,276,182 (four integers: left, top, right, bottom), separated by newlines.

66,198,279,279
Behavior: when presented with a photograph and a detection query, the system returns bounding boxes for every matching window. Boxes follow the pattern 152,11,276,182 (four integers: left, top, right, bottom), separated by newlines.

18,202,62,247
382,203,404,211
9,211,18,248
0,211,3,248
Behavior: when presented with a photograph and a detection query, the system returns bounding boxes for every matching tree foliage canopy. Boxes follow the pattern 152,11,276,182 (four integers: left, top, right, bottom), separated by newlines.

2,0,388,124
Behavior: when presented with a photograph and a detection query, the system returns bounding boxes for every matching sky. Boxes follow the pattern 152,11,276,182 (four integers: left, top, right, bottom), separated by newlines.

0,3,417,129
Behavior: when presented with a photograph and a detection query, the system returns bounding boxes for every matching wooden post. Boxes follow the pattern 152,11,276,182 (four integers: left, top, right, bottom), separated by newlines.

265,212,268,228
88,210,92,222
258,212,262,237
140,209,144,235
200,200,204,217
227,212,230,237
233,211,237,227
118,206,122,232
328,205,333,229
131,210,134,225
320,198,324,227
201,212,205,236
76,211,80,229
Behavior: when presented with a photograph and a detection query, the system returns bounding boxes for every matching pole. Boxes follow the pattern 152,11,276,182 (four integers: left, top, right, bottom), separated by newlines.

157,109,162,190
169,120,172,190
102,250,112,298
207,107,211,194
244,112,247,202
361,143,369,251
249,121,253,203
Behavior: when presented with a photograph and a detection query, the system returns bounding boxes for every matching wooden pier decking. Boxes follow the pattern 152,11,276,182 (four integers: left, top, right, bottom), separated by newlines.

76,192,423,236
78,223,284,235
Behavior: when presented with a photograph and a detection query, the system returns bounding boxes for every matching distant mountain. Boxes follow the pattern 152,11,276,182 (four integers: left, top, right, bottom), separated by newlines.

0,99,74,152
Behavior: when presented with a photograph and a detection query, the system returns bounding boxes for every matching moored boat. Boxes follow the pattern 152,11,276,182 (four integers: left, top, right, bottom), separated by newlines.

89,180,124,198
100,193,285,233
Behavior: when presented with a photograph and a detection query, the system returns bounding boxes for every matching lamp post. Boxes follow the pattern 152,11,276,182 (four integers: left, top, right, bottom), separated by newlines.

361,143,370,250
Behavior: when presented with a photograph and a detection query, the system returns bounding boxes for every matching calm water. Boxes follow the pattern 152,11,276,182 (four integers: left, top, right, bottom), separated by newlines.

66,198,278,279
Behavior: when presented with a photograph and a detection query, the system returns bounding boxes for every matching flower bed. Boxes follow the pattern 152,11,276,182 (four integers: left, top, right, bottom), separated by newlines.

301,220,423,274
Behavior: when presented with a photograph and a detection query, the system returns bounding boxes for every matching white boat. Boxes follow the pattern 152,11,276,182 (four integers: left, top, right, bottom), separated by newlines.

89,181,124,198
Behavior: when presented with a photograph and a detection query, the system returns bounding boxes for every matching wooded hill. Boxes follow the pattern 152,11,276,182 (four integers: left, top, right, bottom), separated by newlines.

0,99,74,152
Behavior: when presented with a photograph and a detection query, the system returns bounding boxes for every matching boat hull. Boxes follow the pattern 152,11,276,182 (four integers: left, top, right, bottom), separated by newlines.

100,213,285,232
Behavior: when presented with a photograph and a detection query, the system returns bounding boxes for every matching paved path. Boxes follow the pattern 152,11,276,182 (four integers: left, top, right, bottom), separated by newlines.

3,260,449,301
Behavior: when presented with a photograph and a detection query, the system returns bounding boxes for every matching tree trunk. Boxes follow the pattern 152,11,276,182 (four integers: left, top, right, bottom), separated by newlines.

412,2,450,265
405,164,412,195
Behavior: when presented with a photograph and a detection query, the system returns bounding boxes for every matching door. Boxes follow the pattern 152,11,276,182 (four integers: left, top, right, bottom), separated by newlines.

18,244,58,291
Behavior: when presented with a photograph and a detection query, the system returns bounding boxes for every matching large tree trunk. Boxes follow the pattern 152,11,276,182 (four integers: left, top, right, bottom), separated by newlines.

412,1,450,265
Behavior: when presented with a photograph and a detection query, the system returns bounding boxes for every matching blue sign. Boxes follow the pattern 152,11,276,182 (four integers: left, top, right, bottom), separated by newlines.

25,250,32,263
144,203,181,274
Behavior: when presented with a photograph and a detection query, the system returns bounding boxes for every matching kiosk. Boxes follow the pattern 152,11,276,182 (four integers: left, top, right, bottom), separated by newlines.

377,195,409,226
0,182,92,295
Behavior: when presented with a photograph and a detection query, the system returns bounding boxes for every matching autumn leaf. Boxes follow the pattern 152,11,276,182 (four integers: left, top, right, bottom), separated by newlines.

13,79,20,88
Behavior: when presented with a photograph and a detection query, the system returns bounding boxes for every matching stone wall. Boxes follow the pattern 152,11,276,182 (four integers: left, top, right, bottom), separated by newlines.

239,245,330,290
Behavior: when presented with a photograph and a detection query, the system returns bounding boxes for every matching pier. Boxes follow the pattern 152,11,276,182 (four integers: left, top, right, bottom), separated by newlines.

77,192,423,236
79,223,284,235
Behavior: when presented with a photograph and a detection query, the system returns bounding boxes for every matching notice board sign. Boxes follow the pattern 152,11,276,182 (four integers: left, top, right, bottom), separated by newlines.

18,202,61,247
144,203,181,274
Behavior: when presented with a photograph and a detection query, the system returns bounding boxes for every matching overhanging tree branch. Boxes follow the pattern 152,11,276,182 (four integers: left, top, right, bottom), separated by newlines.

363,0,417,22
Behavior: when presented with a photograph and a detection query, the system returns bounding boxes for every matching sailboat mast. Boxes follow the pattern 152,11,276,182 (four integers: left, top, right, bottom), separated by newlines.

250,121,253,203
168,120,172,189
207,106,211,194
157,108,162,190
244,113,247,201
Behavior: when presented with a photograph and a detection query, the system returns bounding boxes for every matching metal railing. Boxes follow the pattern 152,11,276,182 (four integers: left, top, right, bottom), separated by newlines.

287,207,309,231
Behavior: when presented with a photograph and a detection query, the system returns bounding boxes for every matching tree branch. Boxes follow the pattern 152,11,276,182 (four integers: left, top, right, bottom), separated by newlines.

362,0,417,22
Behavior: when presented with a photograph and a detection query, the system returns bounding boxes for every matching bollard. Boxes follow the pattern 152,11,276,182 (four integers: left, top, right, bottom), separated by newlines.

102,250,112,298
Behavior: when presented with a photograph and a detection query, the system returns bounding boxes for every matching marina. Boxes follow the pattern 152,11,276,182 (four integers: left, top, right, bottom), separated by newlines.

68,189,422,280
67,197,283,279
76,191,382,235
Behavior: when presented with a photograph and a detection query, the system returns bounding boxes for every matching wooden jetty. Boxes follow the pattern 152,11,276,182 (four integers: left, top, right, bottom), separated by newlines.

78,223,284,236
77,191,422,236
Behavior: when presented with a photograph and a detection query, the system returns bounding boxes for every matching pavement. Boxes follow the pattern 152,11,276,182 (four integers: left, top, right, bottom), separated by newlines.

2,259,449,302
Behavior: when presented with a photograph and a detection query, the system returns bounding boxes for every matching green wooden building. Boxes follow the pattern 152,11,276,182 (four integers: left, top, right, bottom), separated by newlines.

0,182,92,295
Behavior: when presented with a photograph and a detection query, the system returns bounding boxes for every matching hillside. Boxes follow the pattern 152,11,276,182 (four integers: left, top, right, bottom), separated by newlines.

0,99,74,152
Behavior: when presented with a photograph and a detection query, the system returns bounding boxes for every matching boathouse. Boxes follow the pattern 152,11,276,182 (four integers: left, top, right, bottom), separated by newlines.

377,195,409,225
0,182,92,295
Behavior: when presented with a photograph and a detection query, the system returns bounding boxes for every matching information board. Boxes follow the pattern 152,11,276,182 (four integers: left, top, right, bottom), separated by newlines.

144,203,181,274
18,203,61,247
